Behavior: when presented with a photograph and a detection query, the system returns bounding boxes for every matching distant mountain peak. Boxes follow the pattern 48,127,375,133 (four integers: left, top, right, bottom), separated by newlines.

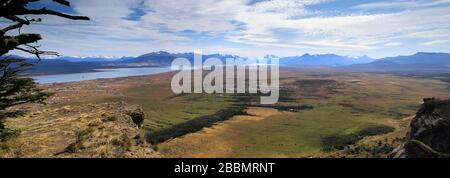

301,53,311,57
156,51,169,54
149,51,170,55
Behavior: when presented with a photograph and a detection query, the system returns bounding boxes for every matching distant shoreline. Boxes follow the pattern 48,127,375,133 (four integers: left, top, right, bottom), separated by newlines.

32,66,172,84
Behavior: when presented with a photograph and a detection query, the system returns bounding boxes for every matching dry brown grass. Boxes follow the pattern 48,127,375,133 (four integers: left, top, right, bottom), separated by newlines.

2,102,159,158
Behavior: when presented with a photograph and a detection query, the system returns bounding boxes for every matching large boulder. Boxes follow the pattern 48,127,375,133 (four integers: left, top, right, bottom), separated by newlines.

119,102,145,128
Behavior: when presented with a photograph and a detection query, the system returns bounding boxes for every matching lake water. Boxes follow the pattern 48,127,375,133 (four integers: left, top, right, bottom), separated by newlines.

33,67,171,84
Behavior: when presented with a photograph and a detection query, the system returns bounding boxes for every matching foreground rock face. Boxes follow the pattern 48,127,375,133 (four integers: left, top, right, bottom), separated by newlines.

391,98,450,158
2,102,159,158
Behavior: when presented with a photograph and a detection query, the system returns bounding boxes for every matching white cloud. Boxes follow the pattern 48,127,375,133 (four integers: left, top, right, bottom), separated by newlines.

3,0,450,58
228,2,450,55
384,42,402,47
249,0,331,18
352,0,450,10
422,39,450,46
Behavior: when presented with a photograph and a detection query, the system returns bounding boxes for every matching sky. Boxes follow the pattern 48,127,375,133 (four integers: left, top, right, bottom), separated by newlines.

4,0,450,58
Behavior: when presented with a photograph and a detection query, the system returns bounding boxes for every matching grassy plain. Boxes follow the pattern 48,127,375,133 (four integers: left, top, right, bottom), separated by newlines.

17,69,450,157
156,70,450,157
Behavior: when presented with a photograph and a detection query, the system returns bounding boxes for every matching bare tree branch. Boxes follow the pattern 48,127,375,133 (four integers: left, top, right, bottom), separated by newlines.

15,44,59,61
3,15,29,24
52,0,70,6
16,8,90,20
0,18,41,35
0,22,24,35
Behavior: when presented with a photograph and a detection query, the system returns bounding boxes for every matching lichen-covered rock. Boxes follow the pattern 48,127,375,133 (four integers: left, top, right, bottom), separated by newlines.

391,98,450,158
1,102,159,158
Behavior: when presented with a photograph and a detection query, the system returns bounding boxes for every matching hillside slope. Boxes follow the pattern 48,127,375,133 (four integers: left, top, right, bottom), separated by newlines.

1,102,159,158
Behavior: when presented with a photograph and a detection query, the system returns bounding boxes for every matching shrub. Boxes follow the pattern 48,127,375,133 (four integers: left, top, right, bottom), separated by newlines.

321,125,395,151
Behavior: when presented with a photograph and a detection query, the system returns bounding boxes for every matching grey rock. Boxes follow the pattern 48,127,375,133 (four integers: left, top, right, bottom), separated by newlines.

391,98,450,158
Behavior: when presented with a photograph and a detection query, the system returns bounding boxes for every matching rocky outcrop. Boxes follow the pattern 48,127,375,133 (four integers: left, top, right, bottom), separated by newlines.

2,102,159,158
120,103,145,128
391,98,450,158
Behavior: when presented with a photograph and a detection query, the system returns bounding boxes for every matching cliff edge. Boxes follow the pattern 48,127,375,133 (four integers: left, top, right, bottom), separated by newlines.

391,98,450,158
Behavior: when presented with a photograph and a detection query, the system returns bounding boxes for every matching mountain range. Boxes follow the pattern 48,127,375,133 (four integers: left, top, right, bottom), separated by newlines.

348,52,450,71
114,51,242,67
5,51,450,75
267,52,450,71
11,51,243,75
278,53,376,67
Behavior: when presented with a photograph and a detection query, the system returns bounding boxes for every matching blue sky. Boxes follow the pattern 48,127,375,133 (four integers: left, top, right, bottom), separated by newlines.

7,0,450,58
